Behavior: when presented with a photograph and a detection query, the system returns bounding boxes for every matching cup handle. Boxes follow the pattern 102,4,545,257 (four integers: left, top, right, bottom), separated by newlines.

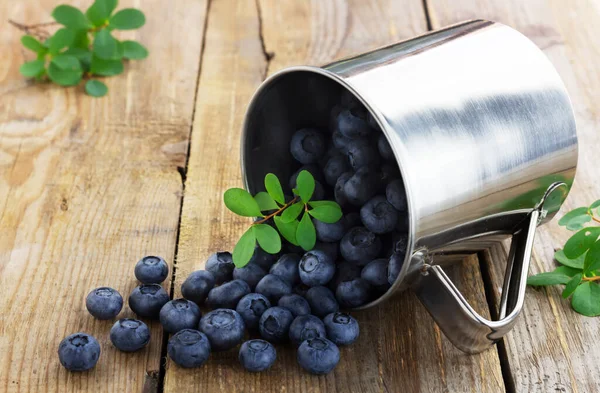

412,209,539,354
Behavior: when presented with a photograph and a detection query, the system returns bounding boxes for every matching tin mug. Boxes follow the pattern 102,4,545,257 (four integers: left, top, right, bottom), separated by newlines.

241,20,578,353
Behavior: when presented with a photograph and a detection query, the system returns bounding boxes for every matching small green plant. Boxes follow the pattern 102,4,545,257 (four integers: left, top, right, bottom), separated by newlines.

224,170,343,268
527,200,600,316
12,0,148,97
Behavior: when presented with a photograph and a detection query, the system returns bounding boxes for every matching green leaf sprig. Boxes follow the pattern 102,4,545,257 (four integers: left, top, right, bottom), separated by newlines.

527,200,600,316
13,0,148,97
224,170,343,268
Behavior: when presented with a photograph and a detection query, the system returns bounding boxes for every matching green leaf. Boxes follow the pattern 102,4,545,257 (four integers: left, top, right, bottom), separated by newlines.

296,170,315,202
224,188,263,217
281,202,303,223
19,60,45,78
109,8,146,30
254,192,278,211
71,29,91,50
274,216,299,246
584,240,600,273
21,35,45,53
52,5,92,29
564,227,600,259
86,0,118,26
527,271,573,286
93,29,119,59
253,224,281,254
47,28,75,54
51,55,81,70
571,281,600,316
85,80,108,97
566,214,591,231
554,249,586,269
554,265,582,277
122,40,148,60
558,207,589,226
562,273,582,298
47,63,82,86
264,173,285,204
296,212,316,251
308,204,343,223
90,55,123,76
308,200,340,209
232,228,256,268
590,200,600,209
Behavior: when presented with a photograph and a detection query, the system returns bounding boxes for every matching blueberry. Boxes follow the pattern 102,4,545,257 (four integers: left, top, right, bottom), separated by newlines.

207,280,251,309
181,270,215,306
289,315,326,346
255,274,292,303
330,262,362,290
297,338,340,375
290,128,326,164
313,241,339,262
269,253,300,285
346,142,380,170
336,278,371,308
129,284,169,319
337,108,372,138
289,164,325,190
305,286,339,318
360,196,398,234
167,329,211,368
233,263,267,290
313,217,346,243
293,283,311,298
334,171,353,207
278,294,311,317
343,167,380,206
199,309,246,351
323,312,359,345
58,333,101,371
235,293,271,330
340,227,382,265
377,134,394,161
299,250,335,287
258,306,294,343
239,339,276,372
134,255,169,284
331,131,354,153
85,287,123,320
361,259,391,291
312,180,326,201
110,318,150,352
160,298,202,334
248,245,279,270
386,179,408,212
323,155,350,186
393,232,408,254
388,252,405,285
205,252,234,284
329,104,344,131
367,112,379,130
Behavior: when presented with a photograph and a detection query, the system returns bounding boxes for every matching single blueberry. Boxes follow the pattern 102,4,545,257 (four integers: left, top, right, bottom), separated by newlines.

134,255,169,284
278,294,311,317
388,252,405,286
323,312,360,345
386,179,408,212
233,263,267,290
330,262,362,290
58,333,101,371
360,195,399,234
269,253,301,285
299,250,335,287
110,318,150,352
255,274,292,303
181,270,215,306
361,259,391,291
313,217,346,243
323,155,350,186
167,329,211,368
289,164,325,190
289,315,326,346
248,245,279,271
313,241,339,262
205,252,234,284
334,171,353,207
337,108,372,139
129,284,169,319
199,309,246,351
346,141,380,170
305,286,339,318
340,226,382,266
377,134,394,161
258,306,294,343
207,280,251,309
85,287,123,320
239,339,276,372
297,338,340,375
290,128,326,164
335,278,371,308
235,293,271,330
160,298,202,334
343,167,380,206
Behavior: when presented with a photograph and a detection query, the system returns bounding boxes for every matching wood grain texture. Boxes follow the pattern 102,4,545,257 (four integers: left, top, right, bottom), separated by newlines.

165,1,504,392
426,1,600,391
0,0,208,392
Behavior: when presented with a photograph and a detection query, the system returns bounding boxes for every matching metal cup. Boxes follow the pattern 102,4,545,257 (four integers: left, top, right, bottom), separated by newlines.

241,20,578,353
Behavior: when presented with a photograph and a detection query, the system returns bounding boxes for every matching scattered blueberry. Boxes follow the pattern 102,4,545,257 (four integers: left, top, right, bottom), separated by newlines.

199,309,246,351
361,259,391,291
343,167,380,206
323,312,360,345
58,333,101,371
336,278,371,308
269,253,301,285
160,298,202,334
313,217,346,243
340,227,382,265
386,179,408,212
129,284,170,319
323,155,350,186
255,274,292,303
332,130,357,153
305,286,339,318
377,134,394,161
236,293,271,330
239,339,276,372
233,263,267,290
336,108,372,138
110,318,150,352
85,287,123,320
299,250,335,287
258,306,294,343
297,338,340,375
289,315,326,346
167,329,211,368
388,252,404,285
360,195,399,234
207,279,251,309
346,142,380,170
181,270,215,306
290,128,326,164
205,252,235,284
278,294,311,317
134,255,169,284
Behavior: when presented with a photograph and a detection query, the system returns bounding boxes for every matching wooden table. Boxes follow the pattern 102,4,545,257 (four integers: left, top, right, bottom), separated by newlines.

1,0,598,392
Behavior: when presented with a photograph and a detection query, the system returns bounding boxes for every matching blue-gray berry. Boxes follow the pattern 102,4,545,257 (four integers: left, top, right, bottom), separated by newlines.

128,284,170,319
205,252,234,284
207,280,251,309
110,318,150,352
238,339,276,372
235,293,271,330
181,270,215,306
323,312,359,345
85,287,123,320
297,337,340,375
134,256,169,284
167,329,211,368
258,306,294,344
58,333,101,371
199,309,246,351
289,315,326,346
278,294,311,317
159,298,202,334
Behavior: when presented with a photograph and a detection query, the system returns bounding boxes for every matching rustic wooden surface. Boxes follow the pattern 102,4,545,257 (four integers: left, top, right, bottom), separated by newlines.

1,0,598,392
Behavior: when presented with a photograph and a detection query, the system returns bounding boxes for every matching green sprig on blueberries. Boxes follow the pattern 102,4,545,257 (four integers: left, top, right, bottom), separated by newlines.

14,0,148,97
527,199,600,316
224,170,343,268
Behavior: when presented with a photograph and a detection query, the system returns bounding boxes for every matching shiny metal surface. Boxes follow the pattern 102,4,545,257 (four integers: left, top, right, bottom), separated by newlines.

241,20,578,353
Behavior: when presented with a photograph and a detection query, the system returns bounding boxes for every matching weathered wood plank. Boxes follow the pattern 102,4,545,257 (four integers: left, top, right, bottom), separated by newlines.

0,0,208,392
426,1,600,391
166,0,504,392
